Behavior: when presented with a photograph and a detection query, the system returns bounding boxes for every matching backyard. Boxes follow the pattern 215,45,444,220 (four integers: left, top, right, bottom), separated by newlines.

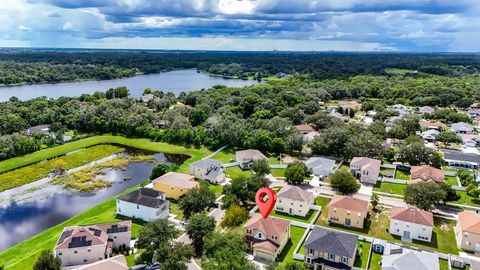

269,209,318,223
373,181,406,196
394,170,410,180
353,241,371,269
278,225,307,263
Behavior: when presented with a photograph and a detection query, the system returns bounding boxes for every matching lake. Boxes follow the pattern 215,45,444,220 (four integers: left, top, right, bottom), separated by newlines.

0,69,260,102
0,151,184,252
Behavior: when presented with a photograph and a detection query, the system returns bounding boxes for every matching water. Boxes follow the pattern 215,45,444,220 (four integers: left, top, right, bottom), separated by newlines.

0,69,260,102
0,152,186,252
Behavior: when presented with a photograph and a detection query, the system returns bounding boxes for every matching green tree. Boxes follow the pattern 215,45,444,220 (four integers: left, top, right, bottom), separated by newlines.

186,213,216,255
404,182,446,210
223,174,268,208
285,162,309,185
150,163,178,179
179,182,216,219
33,250,61,270
436,131,461,148
268,261,308,270
220,204,249,228
397,142,441,167
252,159,271,176
346,131,384,159
330,168,360,195
271,137,287,154
136,219,179,249
440,183,460,202
371,193,380,211
157,242,194,270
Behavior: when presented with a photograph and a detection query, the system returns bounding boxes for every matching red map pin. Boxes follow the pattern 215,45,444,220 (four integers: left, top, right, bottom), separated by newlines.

255,187,277,219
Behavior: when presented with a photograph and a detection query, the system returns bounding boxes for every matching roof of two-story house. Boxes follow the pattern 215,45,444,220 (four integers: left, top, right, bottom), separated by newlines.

189,158,225,183
410,165,444,184
117,187,169,221
277,185,314,203
350,157,381,184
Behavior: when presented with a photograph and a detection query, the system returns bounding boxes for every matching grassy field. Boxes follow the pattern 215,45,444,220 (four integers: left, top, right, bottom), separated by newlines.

278,226,306,263
455,191,480,207
369,251,382,270
0,136,212,269
271,168,286,177
445,176,459,186
439,259,449,270
0,144,125,192
225,166,253,179
354,241,371,269
210,146,238,163
373,182,406,196
269,209,317,223
394,170,410,180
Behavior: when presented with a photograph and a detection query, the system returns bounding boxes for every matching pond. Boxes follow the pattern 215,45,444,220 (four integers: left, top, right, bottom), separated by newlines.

0,151,185,252
0,69,260,102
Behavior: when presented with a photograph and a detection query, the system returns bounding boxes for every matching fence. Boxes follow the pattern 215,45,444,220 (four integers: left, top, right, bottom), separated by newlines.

381,177,408,184
270,164,287,169
222,162,238,168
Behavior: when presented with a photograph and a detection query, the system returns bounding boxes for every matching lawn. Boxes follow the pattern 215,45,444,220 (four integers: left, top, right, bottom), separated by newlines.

368,251,382,270
454,191,480,207
198,180,224,197
278,226,306,263
0,144,125,192
445,176,459,186
225,166,253,179
394,170,410,180
373,182,406,196
354,241,371,269
269,209,317,223
439,259,449,270
210,146,237,163
271,168,286,177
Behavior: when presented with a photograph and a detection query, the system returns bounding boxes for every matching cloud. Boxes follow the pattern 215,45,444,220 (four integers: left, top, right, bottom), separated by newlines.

2,0,480,51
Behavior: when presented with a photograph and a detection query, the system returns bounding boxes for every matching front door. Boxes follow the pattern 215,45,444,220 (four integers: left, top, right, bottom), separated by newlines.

345,218,351,226
403,231,410,238
289,208,292,214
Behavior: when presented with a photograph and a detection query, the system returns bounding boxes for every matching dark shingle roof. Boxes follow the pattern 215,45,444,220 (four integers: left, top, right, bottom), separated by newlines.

305,226,358,257
444,152,480,163
118,188,167,208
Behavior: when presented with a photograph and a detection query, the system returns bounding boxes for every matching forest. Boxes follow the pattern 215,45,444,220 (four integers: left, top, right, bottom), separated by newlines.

2,49,480,85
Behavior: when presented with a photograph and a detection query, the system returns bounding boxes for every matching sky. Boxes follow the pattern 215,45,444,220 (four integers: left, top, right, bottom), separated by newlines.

1,0,480,52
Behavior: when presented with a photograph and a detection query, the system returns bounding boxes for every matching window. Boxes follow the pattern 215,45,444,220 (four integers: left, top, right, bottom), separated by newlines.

258,233,263,238
84,259,87,263
328,253,335,260
467,241,471,246
309,249,314,255
300,204,302,207
58,252,62,256
342,256,348,263
114,236,117,239
88,249,91,252
74,251,78,254
137,204,140,209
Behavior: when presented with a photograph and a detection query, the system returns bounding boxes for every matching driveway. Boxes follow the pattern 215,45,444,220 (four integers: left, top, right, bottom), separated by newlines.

358,184,373,197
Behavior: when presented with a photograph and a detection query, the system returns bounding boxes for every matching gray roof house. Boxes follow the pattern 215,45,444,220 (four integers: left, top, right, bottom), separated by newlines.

236,149,268,169
451,122,475,134
421,129,440,142
382,249,439,270
305,157,336,178
419,106,434,114
27,124,50,136
116,188,169,221
189,158,226,183
304,226,358,270
444,152,480,169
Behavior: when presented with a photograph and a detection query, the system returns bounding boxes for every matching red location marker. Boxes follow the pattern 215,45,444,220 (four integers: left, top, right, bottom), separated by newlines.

255,187,277,219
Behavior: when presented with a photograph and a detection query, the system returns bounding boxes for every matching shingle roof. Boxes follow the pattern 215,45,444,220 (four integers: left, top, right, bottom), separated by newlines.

338,100,362,110
419,121,446,129
452,122,474,132
153,172,198,189
189,158,224,178
390,206,434,227
236,149,268,160
277,185,314,202
243,214,290,237
73,255,128,270
118,188,167,208
328,195,369,214
305,157,336,171
458,211,480,234
305,226,358,257
444,152,480,163
350,157,381,175
382,250,439,270
410,165,444,184
295,124,316,133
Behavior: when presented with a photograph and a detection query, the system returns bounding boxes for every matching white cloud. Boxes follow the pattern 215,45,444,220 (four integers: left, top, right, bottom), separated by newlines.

62,21,73,30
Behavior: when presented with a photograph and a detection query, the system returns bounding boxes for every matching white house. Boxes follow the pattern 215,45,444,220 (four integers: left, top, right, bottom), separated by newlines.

350,157,381,184
236,149,268,169
389,206,434,242
421,129,440,142
116,188,169,221
303,131,320,143
276,186,315,217
189,158,226,183
382,247,439,270
452,122,474,134
419,106,434,114
304,157,336,179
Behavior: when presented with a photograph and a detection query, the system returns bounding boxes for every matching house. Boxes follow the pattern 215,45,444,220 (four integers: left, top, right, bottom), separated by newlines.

303,131,320,143
444,152,480,169
419,106,435,114
338,100,362,111
410,165,444,184
421,130,440,142
152,172,198,199
385,116,401,128
305,157,336,179
350,157,381,184
236,149,268,169
295,124,316,134
189,158,226,183
381,248,439,270
26,124,50,136
243,214,290,262
276,186,315,217
419,120,447,131
69,255,128,270
460,134,479,147
456,211,480,254
330,112,349,122
452,122,474,134
304,226,358,270
392,104,411,116
389,205,434,242
54,221,131,267
116,187,169,221
141,93,155,103
327,195,369,229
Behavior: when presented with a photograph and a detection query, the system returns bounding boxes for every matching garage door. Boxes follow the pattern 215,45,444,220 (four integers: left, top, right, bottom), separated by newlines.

254,249,274,261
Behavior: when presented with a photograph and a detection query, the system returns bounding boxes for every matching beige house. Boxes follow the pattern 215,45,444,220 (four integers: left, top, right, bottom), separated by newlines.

295,124,316,134
327,196,369,229
338,100,362,111
276,185,315,217
456,211,480,254
389,205,434,242
69,255,128,270
350,157,381,184
410,165,445,184
304,226,358,270
54,221,131,267
236,149,268,169
244,214,291,262
152,172,198,199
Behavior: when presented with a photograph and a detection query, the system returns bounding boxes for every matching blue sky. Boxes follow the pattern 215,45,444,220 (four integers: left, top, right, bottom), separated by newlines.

1,0,480,51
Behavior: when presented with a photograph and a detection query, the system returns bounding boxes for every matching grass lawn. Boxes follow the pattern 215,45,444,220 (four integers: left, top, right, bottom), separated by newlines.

445,176,459,186
373,182,406,196
0,144,125,192
394,170,410,180
199,180,224,197
455,191,480,207
354,241,371,269
271,168,286,177
439,259,449,270
315,206,459,255
225,166,253,179
210,146,237,163
278,226,306,263
369,251,382,270
268,155,281,165
269,209,317,223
